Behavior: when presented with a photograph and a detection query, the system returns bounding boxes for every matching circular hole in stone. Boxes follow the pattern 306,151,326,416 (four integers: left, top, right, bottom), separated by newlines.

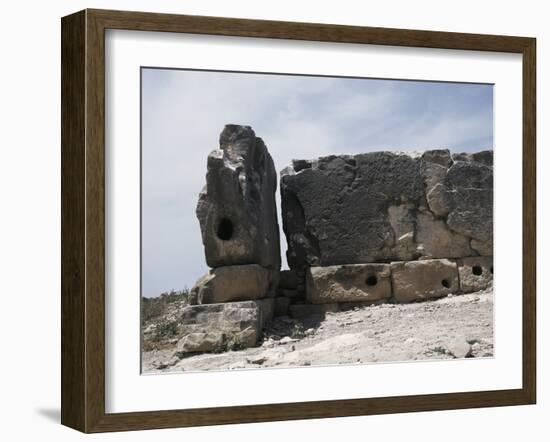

441,279,450,288
216,218,234,240
472,265,483,276
490,266,494,274
365,275,378,286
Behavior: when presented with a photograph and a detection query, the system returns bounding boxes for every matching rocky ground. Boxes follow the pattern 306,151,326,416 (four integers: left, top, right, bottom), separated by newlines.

142,288,493,373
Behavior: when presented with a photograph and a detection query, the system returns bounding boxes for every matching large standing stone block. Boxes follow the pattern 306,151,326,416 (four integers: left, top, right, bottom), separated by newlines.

306,264,392,304
190,264,275,304
280,149,493,267
280,152,425,267
457,256,493,293
390,259,459,303
177,299,274,353
196,125,281,270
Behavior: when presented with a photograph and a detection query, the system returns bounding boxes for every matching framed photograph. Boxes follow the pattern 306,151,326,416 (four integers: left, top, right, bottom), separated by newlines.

61,9,536,433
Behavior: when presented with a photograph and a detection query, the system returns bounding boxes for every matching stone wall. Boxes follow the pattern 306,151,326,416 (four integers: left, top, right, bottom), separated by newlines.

279,149,493,302
177,126,493,354
280,149,493,268
275,256,492,319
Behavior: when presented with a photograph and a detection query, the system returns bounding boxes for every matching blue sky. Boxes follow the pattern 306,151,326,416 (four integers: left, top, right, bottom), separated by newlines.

141,68,493,297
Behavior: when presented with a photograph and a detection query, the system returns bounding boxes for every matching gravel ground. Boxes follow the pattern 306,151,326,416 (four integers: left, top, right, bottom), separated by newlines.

142,288,493,373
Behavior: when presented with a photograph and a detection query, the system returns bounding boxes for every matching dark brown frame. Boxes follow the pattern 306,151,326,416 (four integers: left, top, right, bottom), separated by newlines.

61,8,536,433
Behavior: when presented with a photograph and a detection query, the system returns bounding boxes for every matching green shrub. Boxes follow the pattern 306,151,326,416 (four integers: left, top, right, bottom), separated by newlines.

290,323,305,339
154,321,179,339
141,288,190,323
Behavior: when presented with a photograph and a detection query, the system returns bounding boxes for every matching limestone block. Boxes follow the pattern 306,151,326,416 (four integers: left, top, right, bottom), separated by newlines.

457,256,493,293
387,204,418,260
421,149,453,217
470,239,493,256
391,259,459,303
177,332,225,353
177,299,274,354
452,151,493,166
280,149,493,267
280,151,425,267
190,264,271,304
306,264,392,304
416,211,472,258
196,125,280,269
445,156,493,244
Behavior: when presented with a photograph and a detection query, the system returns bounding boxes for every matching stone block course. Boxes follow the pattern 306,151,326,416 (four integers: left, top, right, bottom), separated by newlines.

306,263,392,304
177,299,274,354
390,259,460,303
181,130,494,356
196,124,281,270
190,264,272,304
457,256,493,293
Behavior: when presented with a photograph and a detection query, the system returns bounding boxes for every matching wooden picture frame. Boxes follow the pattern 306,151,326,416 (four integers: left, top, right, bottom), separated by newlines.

61,8,536,433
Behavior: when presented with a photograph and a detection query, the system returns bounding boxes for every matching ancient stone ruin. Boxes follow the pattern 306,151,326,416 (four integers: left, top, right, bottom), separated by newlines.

177,125,493,354
179,125,280,353
280,149,493,306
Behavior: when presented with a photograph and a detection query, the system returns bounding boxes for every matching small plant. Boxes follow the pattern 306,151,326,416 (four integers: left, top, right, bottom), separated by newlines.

141,288,190,323
290,323,305,339
154,321,179,340
223,334,245,352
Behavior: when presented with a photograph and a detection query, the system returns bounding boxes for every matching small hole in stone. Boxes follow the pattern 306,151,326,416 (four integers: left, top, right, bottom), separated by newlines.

366,275,378,286
217,218,234,240
490,266,494,274
441,279,450,288
472,265,483,276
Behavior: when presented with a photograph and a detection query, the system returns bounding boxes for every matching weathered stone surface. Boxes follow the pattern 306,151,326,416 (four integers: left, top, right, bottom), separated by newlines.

421,149,453,217
387,204,418,260
196,125,280,270
470,239,493,256
280,149,492,267
177,299,274,353
289,303,339,319
421,151,493,249
306,264,392,304
190,264,273,304
444,157,493,244
416,211,472,258
177,332,226,353
391,259,459,303
281,151,425,267
457,256,493,293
